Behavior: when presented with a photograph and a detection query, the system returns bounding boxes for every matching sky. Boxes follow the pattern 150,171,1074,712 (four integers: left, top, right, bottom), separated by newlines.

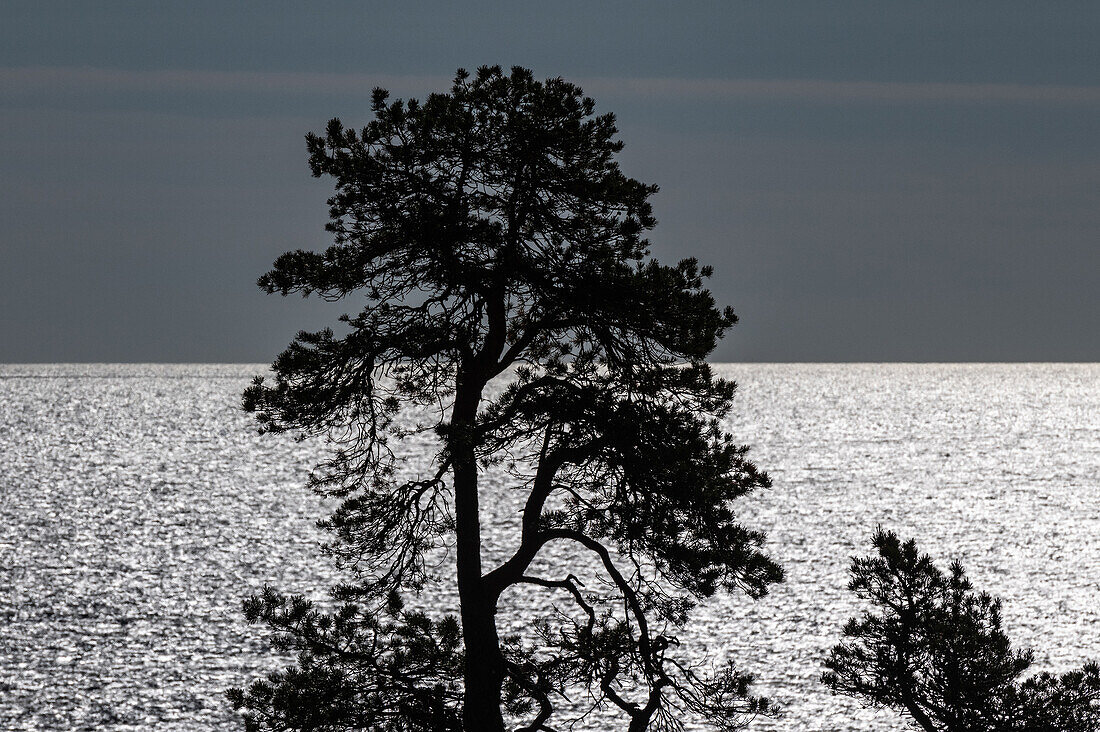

2,2,1098,362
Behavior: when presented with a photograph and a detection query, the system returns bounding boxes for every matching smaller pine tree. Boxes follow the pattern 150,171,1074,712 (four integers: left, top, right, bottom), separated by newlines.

823,530,1100,732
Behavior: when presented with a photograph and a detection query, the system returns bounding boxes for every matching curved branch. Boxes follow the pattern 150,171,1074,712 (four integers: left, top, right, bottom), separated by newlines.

483,430,604,595
516,574,596,635
540,528,665,730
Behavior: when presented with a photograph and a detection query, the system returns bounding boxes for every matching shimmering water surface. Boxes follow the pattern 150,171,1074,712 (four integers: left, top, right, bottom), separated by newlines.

2,364,1098,731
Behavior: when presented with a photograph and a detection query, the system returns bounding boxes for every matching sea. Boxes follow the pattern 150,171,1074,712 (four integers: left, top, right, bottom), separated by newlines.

2,363,1097,731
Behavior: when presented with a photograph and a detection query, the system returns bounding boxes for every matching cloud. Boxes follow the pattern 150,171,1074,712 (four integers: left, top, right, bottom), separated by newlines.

0,67,450,97
579,76,1100,105
4,66,1100,106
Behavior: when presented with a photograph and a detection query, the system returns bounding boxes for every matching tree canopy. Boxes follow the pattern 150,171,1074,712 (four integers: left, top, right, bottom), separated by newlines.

228,65,782,732
823,530,1100,732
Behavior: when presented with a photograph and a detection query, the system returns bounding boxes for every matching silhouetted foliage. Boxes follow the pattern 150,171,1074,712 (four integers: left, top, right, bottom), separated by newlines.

823,530,1100,731
226,590,463,732
230,66,782,732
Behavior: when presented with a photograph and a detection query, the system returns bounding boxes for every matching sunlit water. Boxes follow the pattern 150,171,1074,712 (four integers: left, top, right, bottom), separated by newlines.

2,364,1097,731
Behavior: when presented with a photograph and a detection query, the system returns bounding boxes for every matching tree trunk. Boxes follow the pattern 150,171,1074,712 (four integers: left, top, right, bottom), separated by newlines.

903,695,939,732
452,379,507,732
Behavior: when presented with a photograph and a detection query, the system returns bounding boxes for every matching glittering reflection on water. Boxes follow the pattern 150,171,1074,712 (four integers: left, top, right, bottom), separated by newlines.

1,364,1097,731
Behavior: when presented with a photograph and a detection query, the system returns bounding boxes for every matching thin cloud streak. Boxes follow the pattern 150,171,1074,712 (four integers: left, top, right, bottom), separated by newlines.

5,66,1100,106
0,67,450,96
580,76,1100,105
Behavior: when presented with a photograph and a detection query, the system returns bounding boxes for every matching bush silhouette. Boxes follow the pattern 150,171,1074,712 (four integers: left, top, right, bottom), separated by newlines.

824,530,1100,731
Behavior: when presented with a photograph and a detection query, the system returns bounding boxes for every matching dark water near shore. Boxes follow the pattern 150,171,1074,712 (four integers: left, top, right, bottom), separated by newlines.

2,364,1097,730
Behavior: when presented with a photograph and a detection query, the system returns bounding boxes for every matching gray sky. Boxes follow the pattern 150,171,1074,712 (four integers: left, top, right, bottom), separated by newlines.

2,2,1098,362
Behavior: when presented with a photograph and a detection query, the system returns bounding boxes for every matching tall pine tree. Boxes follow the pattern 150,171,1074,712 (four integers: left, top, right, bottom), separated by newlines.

230,66,782,732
